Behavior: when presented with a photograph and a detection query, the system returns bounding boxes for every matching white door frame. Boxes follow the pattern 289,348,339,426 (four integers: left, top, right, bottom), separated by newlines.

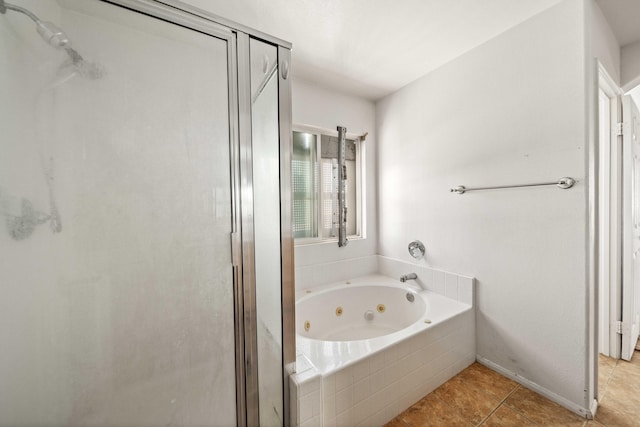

597,63,622,359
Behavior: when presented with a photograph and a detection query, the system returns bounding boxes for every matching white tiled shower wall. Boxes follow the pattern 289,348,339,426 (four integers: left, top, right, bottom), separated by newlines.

291,256,476,426
294,255,475,307
294,255,379,290
377,256,475,306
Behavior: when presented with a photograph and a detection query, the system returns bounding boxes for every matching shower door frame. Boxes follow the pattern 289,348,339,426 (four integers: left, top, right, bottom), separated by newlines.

236,32,296,427
96,1,295,425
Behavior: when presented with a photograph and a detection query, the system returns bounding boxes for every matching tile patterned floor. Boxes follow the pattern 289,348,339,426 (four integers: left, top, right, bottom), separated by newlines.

595,351,640,427
385,351,640,427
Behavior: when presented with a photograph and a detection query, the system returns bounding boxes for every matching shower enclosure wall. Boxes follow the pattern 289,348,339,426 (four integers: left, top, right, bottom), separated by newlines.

0,0,294,425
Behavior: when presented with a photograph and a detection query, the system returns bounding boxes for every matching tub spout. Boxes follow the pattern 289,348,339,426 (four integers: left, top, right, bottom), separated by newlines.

400,273,418,283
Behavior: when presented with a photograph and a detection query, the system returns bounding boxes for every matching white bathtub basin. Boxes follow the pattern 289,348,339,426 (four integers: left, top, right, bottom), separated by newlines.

297,284,425,341
291,273,476,426
295,274,473,374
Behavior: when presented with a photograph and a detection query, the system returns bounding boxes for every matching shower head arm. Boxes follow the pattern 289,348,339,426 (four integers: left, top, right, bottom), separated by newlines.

1,0,104,76
0,1,71,49
0,1,41,24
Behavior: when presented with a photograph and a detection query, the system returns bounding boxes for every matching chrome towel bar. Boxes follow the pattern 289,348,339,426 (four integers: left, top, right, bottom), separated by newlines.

450,177,576,195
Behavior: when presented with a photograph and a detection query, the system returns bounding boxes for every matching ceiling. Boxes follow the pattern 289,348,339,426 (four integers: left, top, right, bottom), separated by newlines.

595,0,640,47
189,0,563,100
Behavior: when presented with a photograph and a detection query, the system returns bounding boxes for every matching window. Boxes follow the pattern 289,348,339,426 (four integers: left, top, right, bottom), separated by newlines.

292,127,364,243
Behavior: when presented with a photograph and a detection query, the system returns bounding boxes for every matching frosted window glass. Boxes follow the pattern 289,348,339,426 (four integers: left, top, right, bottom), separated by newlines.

292,131,360,241
292,132,318,238
0,1,236,425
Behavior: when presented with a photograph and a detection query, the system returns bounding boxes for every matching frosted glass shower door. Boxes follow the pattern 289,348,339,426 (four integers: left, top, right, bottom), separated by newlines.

250,37,284,426
0,1,237,425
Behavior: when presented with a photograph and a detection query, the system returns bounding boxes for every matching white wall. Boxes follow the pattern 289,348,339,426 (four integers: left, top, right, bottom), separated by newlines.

292,79,378,287
591,0,620,84
621,41,640,91
376,0,590,413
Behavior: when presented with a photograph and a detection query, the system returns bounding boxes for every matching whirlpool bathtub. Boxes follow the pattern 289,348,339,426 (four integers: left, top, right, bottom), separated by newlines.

291,274,476,426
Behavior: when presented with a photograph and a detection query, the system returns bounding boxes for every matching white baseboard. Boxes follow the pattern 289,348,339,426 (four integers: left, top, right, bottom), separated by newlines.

589,399,598,420
476,355,592,419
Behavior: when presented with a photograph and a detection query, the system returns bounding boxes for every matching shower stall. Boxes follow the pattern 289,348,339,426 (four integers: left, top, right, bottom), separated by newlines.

0,0,294,425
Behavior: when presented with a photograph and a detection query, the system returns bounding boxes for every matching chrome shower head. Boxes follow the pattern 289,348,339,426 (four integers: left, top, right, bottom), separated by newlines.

1,1,104,80
2,1,71,49
36,20,70,49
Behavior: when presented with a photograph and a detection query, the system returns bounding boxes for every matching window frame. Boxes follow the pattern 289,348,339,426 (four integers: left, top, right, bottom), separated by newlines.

292,124,365,246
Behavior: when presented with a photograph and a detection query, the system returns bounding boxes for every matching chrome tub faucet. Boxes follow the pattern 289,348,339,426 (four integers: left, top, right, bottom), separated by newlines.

400,273,418,283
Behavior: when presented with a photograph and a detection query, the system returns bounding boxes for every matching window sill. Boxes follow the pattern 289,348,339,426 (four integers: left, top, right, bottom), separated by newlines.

294,236,365,247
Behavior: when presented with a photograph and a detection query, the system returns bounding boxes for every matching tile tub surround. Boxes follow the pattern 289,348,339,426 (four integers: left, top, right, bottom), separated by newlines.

294,255,474,307
290,275,476,427
377,256,475,306
295,255,379,291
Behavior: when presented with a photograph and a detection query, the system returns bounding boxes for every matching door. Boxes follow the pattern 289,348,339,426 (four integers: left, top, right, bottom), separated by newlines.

249,38,285,426
621,94,640,360
0,1,239,425
597,65,623,361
